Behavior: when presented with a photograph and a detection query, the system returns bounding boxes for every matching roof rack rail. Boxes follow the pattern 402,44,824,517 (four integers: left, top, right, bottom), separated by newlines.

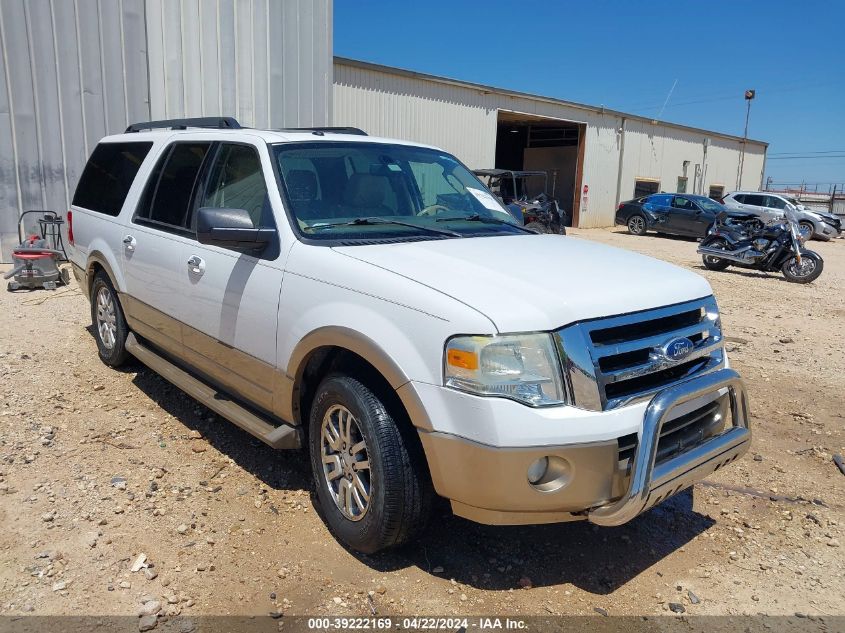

125,117,242,133
278,126,367,136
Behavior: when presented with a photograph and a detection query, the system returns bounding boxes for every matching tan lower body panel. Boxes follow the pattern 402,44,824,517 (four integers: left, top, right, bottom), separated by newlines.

419,430,629,525
120,293,292,423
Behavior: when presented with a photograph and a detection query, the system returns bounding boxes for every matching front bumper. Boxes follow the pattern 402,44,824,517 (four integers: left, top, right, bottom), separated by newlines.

416,368,750,526
816,221,841,239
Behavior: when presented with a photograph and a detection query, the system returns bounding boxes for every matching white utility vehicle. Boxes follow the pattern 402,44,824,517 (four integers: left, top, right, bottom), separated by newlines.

68,117,751,553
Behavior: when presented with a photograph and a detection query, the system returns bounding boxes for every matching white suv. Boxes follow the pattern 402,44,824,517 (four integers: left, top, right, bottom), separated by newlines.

68,117,751,553
722,191,842,241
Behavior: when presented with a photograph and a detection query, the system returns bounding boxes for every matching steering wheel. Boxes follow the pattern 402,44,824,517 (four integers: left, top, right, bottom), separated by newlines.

417,204,451,217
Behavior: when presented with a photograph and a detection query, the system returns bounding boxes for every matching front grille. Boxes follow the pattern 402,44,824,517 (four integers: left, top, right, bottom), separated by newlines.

557,297,724,410
617,394,728,471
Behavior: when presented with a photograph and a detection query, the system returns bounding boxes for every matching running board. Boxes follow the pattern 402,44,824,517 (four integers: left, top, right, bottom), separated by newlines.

125,333,301,449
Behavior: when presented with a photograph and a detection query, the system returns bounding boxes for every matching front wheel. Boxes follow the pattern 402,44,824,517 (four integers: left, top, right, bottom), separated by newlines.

798,221,815,241
308,374,432,553
781,251,823,283
701,238,731,271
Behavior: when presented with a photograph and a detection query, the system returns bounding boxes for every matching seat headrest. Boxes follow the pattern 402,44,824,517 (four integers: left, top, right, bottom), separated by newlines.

343,173,390,208
286,170,318,202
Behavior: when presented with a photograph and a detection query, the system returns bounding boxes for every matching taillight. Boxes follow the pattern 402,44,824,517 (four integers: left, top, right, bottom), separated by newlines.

67,210,74,245
617,203,624,211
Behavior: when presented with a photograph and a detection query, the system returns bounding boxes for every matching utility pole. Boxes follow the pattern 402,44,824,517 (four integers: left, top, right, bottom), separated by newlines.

736,89,755,189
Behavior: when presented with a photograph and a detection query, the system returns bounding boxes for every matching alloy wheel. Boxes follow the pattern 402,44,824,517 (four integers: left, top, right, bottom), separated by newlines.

96,287,117,350
629,216,645,234
320,404,371,521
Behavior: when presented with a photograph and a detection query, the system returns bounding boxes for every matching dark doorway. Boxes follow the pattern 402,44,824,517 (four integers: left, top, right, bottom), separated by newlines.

494,111,584,226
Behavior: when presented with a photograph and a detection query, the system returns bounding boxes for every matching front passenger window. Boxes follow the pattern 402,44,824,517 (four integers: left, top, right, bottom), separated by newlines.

766,196,786,210
201,144,270,228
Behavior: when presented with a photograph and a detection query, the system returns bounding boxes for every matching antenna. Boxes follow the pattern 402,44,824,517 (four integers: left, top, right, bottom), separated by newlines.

656,79,678,121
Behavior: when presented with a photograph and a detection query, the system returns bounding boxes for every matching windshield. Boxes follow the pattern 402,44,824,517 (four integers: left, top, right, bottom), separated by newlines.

696,197,725,213
273,142,524,241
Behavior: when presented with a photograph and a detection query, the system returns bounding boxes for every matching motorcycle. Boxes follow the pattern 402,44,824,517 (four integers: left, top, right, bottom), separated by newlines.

697,206,824,284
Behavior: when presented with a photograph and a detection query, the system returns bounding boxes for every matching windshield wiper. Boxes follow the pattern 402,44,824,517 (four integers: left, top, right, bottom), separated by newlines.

435,213,535,234
308,217,463,238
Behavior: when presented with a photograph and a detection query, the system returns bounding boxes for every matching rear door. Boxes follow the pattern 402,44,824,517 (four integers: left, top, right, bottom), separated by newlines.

121,141,213,357
177,141,285,416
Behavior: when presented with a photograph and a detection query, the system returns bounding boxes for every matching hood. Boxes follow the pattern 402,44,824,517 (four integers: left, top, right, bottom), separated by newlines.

333,235,713,332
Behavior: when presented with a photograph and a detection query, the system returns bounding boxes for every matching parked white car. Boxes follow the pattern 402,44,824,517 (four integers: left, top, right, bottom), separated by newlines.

68,117,751,553
722,191,841,241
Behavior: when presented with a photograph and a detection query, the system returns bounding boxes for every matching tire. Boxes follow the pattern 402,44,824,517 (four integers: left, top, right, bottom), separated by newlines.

627,214,647,236
781,251,824,284
90,271,130,367
525,221,548,234
308,374,432,553
701,238,731,271
798,221,815,241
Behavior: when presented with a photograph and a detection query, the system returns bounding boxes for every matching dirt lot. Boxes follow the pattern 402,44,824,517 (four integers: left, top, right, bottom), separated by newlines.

1,228,843,621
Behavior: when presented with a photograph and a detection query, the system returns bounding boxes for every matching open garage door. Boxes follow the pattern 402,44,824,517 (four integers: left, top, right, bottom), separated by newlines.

494,110,586,227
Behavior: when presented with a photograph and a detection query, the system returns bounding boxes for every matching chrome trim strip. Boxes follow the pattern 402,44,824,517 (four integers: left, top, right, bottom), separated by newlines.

556,296,724,411
591,319,717,358
587,368,750,526
602,338,722,383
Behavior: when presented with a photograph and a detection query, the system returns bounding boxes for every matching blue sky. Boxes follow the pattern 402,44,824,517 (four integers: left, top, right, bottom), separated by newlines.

335,0,845,192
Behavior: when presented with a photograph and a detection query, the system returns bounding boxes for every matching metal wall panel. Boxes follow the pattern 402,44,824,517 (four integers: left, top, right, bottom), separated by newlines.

0,0,333,261
144,0,332,129
333,59,768,229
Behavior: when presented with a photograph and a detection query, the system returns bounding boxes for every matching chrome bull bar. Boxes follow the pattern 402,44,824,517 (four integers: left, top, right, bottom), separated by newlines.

588,368,751,526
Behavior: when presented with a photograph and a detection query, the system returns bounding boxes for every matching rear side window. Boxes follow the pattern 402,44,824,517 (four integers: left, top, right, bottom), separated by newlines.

742,194,766,207
135,143,212,231
72,142,153,216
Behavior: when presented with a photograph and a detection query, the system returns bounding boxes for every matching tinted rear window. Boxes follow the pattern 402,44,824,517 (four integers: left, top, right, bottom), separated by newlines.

72,142,153,216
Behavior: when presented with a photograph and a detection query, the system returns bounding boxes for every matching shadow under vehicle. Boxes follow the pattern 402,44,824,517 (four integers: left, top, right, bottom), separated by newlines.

473,169,567,234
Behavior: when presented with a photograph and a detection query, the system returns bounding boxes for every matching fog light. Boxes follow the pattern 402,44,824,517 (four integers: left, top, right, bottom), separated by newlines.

527,457,549,484
526,456,571,492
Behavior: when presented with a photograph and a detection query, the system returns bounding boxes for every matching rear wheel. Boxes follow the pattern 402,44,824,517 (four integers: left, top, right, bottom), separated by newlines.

781,251,823,283
91,271,129,367
627,214,647,236
701,238,731,271
308,374,432,553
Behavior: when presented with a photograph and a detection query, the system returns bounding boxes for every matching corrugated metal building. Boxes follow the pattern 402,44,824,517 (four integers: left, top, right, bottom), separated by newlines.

333,58,768,228
0,1,769,259
0,0,331,261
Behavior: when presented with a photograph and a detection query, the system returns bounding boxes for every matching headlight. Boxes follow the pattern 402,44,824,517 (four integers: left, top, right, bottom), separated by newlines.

444,333,566,406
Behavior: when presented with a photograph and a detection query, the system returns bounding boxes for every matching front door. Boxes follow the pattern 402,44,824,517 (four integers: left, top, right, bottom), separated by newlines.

668,195,699,234
178,141,285,416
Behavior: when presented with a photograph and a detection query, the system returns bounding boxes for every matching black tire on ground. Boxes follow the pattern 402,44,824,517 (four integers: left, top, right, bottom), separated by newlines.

90,271,130,367
781,251,824,284
308,374,432,554
701,238,731,271
627,214,647,236
525,221,548,233
59,267,71,286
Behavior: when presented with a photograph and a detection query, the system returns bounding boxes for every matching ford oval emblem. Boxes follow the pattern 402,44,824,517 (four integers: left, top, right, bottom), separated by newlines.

660,337,694,362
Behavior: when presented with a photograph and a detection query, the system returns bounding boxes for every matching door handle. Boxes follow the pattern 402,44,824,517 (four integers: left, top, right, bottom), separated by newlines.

187,255,205,275
122,235,136,252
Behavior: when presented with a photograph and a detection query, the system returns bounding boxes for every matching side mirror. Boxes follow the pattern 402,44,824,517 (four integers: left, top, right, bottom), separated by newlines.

196,207,275,249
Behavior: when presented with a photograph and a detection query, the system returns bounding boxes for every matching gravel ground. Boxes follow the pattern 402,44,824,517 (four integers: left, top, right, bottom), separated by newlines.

0,228,843,621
